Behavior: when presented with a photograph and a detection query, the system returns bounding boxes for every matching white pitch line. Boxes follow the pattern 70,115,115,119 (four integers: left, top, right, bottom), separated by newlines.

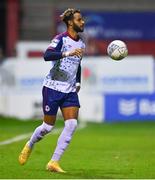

0,132,32,146
0,122,87,146
0,128,62,146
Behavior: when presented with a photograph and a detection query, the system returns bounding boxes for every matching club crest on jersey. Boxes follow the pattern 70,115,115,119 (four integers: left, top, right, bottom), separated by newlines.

50,39,60,48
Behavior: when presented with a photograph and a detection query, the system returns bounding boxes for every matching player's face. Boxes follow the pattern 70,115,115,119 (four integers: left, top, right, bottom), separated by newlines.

72,13,85,32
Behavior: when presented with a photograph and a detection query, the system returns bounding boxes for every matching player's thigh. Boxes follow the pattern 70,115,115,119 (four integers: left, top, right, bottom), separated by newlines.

42,86,59,125
43,115,56,125
60,92,80,120
61,106,79,120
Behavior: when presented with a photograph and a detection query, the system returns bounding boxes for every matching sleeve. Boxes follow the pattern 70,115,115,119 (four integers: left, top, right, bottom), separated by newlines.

76,64,81,84
76,40,85,84
44,35,63,61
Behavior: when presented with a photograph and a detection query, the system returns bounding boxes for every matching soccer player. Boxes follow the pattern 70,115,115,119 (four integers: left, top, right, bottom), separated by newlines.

18,8,85,173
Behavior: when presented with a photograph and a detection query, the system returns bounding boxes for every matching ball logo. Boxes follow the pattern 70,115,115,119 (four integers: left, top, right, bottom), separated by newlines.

107,40,128,61
45,105,50,112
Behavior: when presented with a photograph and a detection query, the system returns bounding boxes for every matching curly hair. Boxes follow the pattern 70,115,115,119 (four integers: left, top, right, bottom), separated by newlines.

60,8,81,26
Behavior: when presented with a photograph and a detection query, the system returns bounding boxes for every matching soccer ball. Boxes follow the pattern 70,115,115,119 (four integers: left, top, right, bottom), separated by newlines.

107,40,128,60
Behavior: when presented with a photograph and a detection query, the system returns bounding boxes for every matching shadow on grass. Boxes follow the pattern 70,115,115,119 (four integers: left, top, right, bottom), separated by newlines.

61,169,129,179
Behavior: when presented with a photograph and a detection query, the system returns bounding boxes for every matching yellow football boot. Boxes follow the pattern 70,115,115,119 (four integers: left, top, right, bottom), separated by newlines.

18,142,32,165
46,160,66,173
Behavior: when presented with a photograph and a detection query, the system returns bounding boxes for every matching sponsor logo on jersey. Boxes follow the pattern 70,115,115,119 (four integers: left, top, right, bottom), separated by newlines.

49,39,60,48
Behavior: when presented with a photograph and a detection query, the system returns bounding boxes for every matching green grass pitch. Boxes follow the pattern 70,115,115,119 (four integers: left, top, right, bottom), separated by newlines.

0,116,155,179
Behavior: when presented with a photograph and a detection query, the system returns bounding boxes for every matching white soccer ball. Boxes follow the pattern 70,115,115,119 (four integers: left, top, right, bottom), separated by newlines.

107,40,128,60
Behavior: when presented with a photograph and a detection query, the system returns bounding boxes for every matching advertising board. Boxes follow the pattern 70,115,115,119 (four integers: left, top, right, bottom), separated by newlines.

82,56,154,93
0,56,154,121
104,94,155,122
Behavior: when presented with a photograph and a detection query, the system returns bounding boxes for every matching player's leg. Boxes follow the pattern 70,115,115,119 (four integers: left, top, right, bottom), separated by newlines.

47,92,80,173
52,106,78,160
28,115,56,148
47,107,78,173
29,86,58,148
19,87,58,165
18,115,56,165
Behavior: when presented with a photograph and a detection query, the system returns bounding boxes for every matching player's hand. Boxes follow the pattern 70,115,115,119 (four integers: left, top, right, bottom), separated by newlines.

63,48,85,58
70,48,84,58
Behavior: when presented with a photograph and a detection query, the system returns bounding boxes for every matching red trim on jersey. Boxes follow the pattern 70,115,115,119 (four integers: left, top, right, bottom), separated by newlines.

66,31,79,41
47,47,55,50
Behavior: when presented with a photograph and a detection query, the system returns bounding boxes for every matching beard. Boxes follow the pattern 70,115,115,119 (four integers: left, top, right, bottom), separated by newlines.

73,22,84,33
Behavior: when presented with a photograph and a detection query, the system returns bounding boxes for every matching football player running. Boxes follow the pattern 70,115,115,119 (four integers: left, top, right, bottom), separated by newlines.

18,8,85,173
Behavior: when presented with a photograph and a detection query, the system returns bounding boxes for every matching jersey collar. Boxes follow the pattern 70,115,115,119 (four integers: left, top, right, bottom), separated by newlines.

66,31,79,41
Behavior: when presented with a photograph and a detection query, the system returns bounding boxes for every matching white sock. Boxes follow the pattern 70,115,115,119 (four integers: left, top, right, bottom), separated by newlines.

28,122,53,148
51,119,77,161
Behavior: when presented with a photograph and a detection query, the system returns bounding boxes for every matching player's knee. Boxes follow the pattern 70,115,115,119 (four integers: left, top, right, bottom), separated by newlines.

42,122,53,133
65,119,78,132
38,122,53,139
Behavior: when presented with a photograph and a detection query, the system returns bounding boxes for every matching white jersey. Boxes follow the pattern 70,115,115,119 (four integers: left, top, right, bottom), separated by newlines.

43,32,85,93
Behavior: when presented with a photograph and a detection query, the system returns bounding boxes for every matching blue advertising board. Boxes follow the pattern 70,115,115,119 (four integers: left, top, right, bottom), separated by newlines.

83,12,155,40
56,11,155,40
104,94,155,122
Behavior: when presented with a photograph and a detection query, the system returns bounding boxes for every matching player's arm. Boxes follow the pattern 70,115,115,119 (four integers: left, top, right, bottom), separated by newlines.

44,36,63,61
44,49,63,61
44,48,84,61
44,35,84,61
76,64,81,93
